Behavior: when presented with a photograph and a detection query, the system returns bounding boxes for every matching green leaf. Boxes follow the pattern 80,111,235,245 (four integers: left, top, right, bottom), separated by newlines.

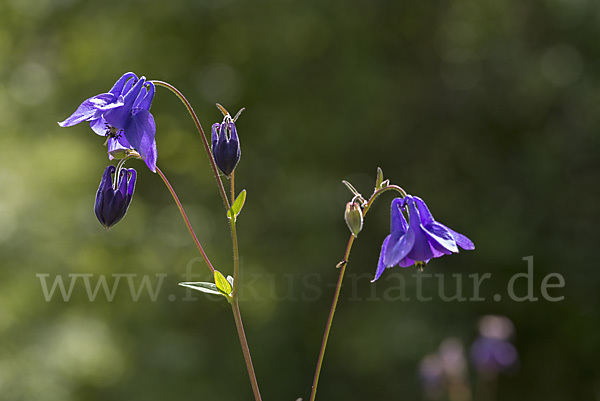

178,281,222,296
376,167,384,189
227,189,247,221
214,270,232,297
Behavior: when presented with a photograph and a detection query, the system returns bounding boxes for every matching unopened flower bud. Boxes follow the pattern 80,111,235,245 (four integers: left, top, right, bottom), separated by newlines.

94,165,136,229
211,119,241,177
344,201,363,237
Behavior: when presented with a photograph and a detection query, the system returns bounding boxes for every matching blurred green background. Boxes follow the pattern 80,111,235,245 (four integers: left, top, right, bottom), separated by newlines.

1,0,599,399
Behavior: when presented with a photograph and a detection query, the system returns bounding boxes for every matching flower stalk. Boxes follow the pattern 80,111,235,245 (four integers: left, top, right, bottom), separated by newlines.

309,234,354,401
156,166,215,273
154,80,260,400
151,80,231,210
227,171,262,401
309,183,407,401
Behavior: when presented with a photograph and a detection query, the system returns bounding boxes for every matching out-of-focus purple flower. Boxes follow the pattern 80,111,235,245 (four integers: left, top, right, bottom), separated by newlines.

373,195,475,281
94,165,136,229
470,337,518,374
439,338,468,380
478,315,515,341
419,338,472,401
211,116,241,177
419,354,445,400
439,338,472,401
470,315,519,375
59,73,157,172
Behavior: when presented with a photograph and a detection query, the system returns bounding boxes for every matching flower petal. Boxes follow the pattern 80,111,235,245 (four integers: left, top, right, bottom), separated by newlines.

94,165,116,226
383,225,416,267
414,195,474,251
373,235,392,282
447,227,475,250
90,118,109,136
412,196,436,225
405,197,435,262
124,108,157,172
126,169,137,198
211,123,220,148
108,72,138,96
134,82,155,110
104,77,146,129
58,93,115,127
94,95,124,112
398,255,417,267
383,198,415,266
390,198,408,233
422,221,459,254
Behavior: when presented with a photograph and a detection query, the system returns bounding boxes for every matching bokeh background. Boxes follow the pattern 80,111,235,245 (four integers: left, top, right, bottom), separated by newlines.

1,0,599,399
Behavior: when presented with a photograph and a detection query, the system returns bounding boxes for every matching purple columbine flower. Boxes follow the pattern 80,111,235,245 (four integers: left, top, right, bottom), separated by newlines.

59,73,157,172
211,117,241,177
373,195,474,281
94,165,137,229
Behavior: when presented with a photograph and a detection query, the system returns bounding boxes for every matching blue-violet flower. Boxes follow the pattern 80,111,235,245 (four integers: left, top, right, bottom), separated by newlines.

373,195,474,281
470,315,518,375
211,116,241,177
59,73,157,172
94,165,137,229
470,337,518,374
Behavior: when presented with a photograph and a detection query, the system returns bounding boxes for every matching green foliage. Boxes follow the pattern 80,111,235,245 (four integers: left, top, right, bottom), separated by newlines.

214,270,232,299
227,189,246,222
178,281,222,296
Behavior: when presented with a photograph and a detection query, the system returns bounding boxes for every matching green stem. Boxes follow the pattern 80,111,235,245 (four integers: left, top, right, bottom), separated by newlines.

151,80,230,211
231,298,262,401
230,211,241,299
230,216,262,401
230,171,236,207
151,82,259,399
309,182,407,401
156,166,215,273
309,234,354,401
364,184,407,214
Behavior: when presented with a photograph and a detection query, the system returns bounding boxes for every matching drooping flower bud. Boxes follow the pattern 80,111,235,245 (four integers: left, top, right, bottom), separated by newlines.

211,119,241,177
344,200,363,237
94,165,136,228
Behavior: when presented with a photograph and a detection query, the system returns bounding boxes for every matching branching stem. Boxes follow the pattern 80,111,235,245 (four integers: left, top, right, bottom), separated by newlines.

309,183,407,401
